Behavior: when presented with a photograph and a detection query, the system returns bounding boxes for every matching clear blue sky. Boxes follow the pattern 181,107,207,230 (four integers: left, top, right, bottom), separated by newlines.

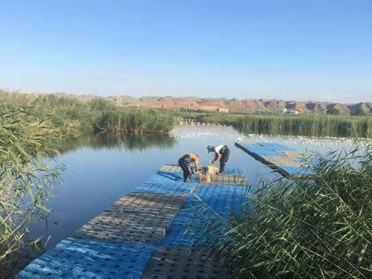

1,0,371,102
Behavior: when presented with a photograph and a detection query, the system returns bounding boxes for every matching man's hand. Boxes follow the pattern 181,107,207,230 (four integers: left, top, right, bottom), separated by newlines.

211,160,214,164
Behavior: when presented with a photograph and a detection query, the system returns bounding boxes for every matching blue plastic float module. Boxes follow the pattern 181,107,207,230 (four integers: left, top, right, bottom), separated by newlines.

156,167,243,180
135,179,248,217
280,166,317,176
238,143,285,157
294,156,319,165
160,204,228,247
133,179,194,195
222,167,243,175
16,238,156,279
17,167,248,278
160,184,248,247
258,142,295,151
155,170,183,181
134,168,246,196
190,184,248,216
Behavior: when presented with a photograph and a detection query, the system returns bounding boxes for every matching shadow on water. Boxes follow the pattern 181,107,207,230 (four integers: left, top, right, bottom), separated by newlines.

57,133,177,154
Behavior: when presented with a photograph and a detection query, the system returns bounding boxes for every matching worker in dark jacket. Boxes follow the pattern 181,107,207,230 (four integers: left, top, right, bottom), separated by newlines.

178,154,199,182
207,145,230,173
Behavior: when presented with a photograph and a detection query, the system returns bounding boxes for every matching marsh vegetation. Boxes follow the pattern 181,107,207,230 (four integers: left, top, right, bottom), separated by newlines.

0,97,64,277
1,91,370,278
176,111,371,138
199,144,372,278
0,91,176,276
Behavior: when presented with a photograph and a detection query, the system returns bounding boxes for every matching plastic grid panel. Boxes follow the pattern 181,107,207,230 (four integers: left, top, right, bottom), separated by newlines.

142,246,232,279
159,165,183,173
190,185,248,217
237,143,285,157
159,165,244,176
258,142,295,151
236,142,318,179
261,156,304,167
156,170,184,181
257,156,316,178
73,193,186,244
159,210,200,247
162,211,227,247
280,166,317,176
151,171,215,185
294,156,319,165
222,168,243,175
160,184,248,247
133,180,194,195
210,174,247,185
16,238,155,279
17,165,246,278
140,166,246,187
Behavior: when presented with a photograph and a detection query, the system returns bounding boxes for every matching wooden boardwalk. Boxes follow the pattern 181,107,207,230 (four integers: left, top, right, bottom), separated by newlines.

17,165,248,279
235,142,318,179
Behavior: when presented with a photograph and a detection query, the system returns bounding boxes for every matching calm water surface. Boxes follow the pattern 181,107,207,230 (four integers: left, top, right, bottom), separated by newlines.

29,125,359,249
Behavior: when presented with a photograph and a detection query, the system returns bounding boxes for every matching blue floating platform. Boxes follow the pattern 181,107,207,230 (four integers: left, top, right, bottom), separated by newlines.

17,165,248,278
133,180,194,195
236,141,318,179
16,238,155,279
258,142,295,151
160,184,248,247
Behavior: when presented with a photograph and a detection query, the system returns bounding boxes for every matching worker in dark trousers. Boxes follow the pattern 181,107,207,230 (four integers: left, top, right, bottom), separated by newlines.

178,154,199,182
207,145,230,174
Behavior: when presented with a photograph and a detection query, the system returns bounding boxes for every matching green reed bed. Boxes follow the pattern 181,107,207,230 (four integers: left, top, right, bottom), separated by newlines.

203,144,371,278
93,107,175,135
0,101,64,276
0,92,177,137
0,92,176,277
236,115,372,138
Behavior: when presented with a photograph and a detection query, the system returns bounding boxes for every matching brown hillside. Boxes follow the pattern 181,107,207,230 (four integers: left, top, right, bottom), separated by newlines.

3,91,371,115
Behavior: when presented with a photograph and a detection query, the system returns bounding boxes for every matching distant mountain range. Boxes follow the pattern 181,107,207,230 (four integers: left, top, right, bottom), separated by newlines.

26,92,372,115
107,95,372,115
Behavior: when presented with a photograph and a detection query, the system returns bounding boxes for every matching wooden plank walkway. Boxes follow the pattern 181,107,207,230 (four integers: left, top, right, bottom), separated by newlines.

17,165,248,279
235,142,318,179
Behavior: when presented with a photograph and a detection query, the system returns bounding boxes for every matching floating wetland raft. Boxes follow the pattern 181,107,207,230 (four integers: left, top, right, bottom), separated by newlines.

17,165,248,279
235,142,318,179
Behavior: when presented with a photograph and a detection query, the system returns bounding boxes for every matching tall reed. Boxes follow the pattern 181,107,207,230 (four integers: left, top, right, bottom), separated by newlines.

30,95,177,136
204,144,371,278
93,107,176,135
0,100,64,276
236,115,372,138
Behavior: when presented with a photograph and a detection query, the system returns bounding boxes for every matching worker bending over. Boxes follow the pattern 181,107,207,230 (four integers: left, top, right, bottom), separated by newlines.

178,153,199,182
207,145,230,174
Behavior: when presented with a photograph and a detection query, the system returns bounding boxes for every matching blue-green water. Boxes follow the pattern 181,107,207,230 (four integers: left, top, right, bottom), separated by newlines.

29,125,359,249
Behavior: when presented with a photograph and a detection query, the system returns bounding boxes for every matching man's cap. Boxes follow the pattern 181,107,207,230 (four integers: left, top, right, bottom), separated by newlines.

207,145,214,153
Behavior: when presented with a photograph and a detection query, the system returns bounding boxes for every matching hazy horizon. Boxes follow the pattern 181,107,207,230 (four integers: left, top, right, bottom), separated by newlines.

5,90,368,105
1,0,371,103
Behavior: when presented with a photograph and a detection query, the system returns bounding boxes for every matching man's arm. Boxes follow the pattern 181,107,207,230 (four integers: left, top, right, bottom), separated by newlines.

212,152,221,164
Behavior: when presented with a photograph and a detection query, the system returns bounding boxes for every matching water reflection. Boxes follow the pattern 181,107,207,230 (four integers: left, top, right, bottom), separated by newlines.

57,133,177,154
29,126,366,250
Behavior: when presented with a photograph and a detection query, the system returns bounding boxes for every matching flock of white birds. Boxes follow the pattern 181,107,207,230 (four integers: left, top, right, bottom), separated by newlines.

171,124,371,148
